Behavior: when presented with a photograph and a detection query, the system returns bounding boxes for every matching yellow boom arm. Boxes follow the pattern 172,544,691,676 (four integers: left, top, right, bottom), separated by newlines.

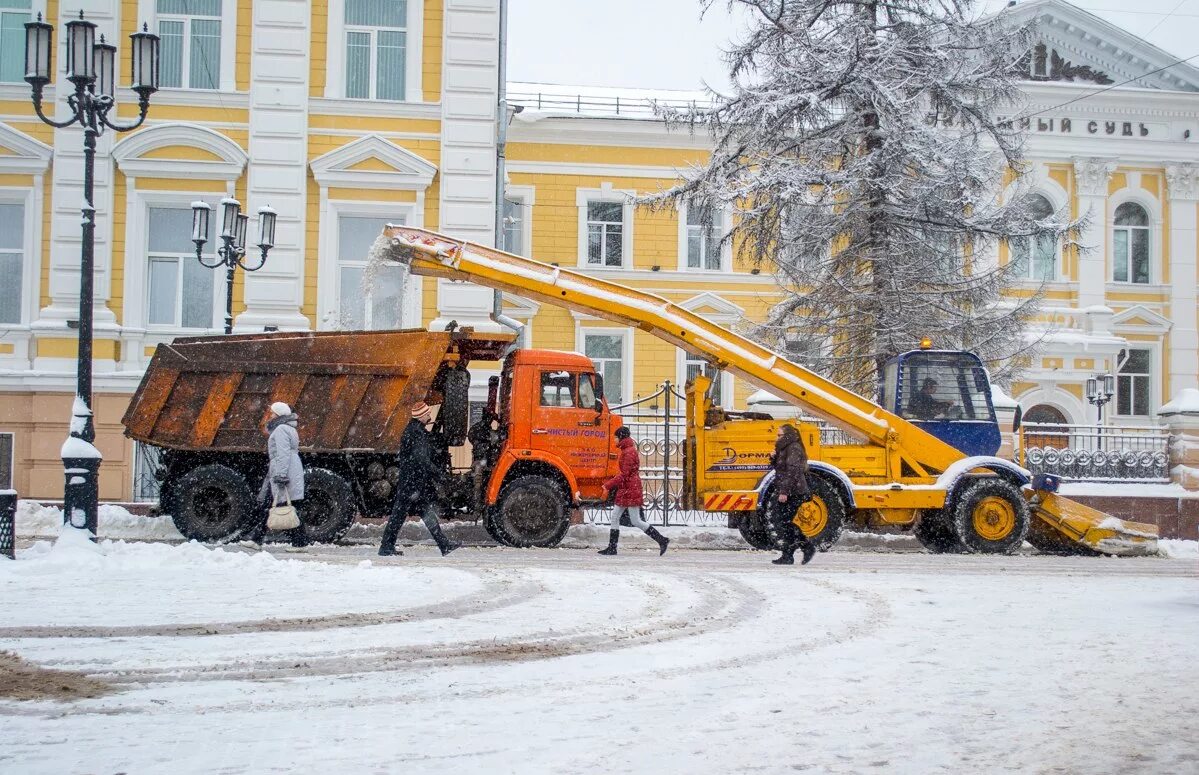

381,227,965,477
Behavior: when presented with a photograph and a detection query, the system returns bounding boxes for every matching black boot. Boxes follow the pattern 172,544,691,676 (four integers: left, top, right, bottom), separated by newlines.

427,521,461,556
378,545,402,557
645,527,669,556
772,523,797,565
598,529,619,555
378,513,404,556
771,548,795,565
796,531,817,565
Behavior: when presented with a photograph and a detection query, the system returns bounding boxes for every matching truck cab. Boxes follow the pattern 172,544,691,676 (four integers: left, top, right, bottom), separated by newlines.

880,348,1002,457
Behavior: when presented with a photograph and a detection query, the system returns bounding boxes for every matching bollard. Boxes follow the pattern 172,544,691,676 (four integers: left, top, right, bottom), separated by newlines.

0,489,15,560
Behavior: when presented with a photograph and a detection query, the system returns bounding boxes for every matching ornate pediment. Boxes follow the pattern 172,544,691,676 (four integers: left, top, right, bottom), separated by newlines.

1112,305,1171,333
0,121,53,175
310,135,438,190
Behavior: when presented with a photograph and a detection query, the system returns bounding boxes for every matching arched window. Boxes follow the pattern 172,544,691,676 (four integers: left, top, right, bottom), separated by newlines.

1011,194,1056,280
1113,202,1150,284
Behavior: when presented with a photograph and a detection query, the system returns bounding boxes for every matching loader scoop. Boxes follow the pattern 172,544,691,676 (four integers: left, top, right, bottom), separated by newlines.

1025,491,1159,557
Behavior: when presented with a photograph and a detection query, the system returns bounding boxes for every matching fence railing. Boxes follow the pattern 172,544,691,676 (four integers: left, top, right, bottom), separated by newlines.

1018,422,1171,483
507,89,714,118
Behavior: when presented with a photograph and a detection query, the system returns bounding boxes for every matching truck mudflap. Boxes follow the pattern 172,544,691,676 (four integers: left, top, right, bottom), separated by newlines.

1025,490,1159,557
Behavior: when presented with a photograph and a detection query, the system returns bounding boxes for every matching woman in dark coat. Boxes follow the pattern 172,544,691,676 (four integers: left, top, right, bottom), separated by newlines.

770,424,817,565
597,426,669,556
378,401,461,557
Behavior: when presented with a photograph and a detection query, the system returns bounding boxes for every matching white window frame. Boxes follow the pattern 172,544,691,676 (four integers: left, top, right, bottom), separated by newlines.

576,325,632,407
142,198,224,332
139,0,236,92
1114,345,1158,419
318,198,422,330
1108,192,1161,286
0,187,39,329
326,0,424,102
576,184,634,269
676,349,733,410
502,184,535,256
0,0,34,85
676,200,731,272
1010,192,1060,281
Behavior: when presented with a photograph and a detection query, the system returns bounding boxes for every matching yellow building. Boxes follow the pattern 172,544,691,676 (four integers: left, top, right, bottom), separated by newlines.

0,0,1197,500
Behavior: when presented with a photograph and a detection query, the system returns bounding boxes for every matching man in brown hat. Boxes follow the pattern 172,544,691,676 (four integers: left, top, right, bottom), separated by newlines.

378,401,461,557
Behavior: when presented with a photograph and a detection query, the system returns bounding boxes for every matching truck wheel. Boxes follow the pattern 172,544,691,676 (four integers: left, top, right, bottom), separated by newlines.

762,477,846,552
296,468,357,544
738,512,773,550
950,479,1030,555
169,463,254,542
493,475,570,548
913,509,962,553
483,509,515,546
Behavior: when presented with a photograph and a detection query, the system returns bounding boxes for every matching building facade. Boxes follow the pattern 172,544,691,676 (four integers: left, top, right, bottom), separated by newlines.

0,0,1197,500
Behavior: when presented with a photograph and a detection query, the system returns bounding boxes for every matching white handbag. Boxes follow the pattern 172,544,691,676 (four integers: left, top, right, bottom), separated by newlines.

267,489,300,531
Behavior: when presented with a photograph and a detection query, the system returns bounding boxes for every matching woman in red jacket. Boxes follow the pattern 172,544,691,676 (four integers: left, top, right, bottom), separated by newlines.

598,426,669,556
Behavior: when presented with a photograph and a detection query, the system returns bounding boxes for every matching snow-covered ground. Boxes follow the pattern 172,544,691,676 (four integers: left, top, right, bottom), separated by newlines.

1,527,1197,774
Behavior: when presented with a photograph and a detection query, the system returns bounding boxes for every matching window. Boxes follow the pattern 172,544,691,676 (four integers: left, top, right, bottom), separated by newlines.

132,442,163,502
0,0,31,84
578,372,598,409
338,215,405,329
686,204,722,270
1010,194,1056,280
0,203,24,324
539,370,577,408
584,333,624,404
0,432,12,490
146,206,215,328
585,201,624,267
683,353,722,407
1116,349,1152,417
1113,202,1150,284
157,0,222,90
502,197,524,255
345,0,407,101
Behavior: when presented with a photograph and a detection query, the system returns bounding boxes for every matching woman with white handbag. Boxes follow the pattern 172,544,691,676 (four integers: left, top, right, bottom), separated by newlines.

246,401,309,548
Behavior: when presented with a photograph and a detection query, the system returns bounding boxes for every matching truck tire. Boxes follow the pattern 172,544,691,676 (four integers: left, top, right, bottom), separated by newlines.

1025,517,1101,556
913,509,962,553
950,479,1030,555
296,468,357,544
762,477,846,552
491,475,570,548
737,512,773,550
169,463,254,542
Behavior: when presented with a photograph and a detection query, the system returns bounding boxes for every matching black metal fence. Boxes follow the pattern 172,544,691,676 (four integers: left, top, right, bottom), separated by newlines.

1019,422,1171,483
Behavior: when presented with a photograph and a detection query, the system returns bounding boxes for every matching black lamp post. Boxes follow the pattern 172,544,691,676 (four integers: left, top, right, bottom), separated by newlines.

25,11,159,537
1086,373,1116,425
191,198,277,334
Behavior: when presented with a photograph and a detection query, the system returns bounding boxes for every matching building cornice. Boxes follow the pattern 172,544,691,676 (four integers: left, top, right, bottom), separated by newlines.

309,97,443,121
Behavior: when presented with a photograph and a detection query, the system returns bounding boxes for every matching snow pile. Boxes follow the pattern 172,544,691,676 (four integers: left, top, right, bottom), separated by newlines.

1160,388,1199,416
1158,539,1199,560
16,500,184,541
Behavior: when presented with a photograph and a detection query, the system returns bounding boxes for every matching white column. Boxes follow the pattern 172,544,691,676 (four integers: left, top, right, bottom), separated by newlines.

234,0,311,331
432,0,501,332
1165,164,1199,398
1072,157,1117,309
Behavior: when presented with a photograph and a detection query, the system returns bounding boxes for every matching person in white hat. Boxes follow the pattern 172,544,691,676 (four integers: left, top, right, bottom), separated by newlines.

246,401,308,547
378,400,461,557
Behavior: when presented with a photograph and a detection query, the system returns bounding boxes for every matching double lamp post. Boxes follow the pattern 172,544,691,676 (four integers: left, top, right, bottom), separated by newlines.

24,12,277,535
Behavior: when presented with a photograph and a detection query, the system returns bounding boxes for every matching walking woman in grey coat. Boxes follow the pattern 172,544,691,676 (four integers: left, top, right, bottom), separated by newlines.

247,401,309,547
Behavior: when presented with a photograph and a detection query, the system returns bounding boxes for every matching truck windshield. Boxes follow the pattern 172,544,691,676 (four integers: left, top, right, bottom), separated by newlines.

540,371,576,408
899,353,994,422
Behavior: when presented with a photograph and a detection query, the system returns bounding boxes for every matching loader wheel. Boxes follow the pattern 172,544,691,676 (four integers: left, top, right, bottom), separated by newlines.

1025,517,1101,556
295,468,357,544
950,479,1030,555
913,509,962,554
762,477,846,552
737,512,774,550
492,475,570,548
169,463,254,542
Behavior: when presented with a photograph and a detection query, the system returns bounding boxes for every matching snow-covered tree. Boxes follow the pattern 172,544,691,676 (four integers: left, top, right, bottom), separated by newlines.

647,0,1076,395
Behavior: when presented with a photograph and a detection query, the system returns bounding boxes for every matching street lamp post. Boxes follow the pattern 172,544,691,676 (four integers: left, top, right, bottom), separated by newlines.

1086,373,1116,425
25,11,159,537
190,198,277,334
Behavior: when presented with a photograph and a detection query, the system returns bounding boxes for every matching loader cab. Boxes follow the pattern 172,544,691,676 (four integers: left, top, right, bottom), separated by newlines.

880,349,1001,457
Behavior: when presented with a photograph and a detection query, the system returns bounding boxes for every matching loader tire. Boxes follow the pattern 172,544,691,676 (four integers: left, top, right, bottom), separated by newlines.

295,468,357,544
762,477,846,552
1025,517,1101,556
738,512,774,550
913,509,962,554
169,463,254,542
950,479,1030,555
492,475,570,548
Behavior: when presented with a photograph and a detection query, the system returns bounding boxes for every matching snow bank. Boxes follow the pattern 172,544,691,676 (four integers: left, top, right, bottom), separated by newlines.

16,501,184,541
1158,539,1199,560
1057,481,1196,498
1160,388,1199,416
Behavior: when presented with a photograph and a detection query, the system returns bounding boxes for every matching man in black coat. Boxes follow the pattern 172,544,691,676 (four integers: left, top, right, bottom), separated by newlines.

769,424,817,566
378,401,461,557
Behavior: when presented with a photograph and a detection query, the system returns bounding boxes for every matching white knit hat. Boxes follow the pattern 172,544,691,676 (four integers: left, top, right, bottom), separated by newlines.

269,401,291,417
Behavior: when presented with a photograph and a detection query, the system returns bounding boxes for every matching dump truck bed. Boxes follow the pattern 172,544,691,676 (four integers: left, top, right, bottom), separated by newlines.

123,329,514,453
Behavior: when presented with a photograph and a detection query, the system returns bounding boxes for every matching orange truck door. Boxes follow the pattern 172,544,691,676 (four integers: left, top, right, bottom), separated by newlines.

531,369,611,498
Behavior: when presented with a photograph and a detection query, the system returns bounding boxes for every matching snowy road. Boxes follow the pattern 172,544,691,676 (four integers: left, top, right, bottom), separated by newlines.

2,537,1197,774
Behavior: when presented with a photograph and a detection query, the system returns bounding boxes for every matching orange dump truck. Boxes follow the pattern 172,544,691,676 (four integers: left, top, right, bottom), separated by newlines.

123,327,625,545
